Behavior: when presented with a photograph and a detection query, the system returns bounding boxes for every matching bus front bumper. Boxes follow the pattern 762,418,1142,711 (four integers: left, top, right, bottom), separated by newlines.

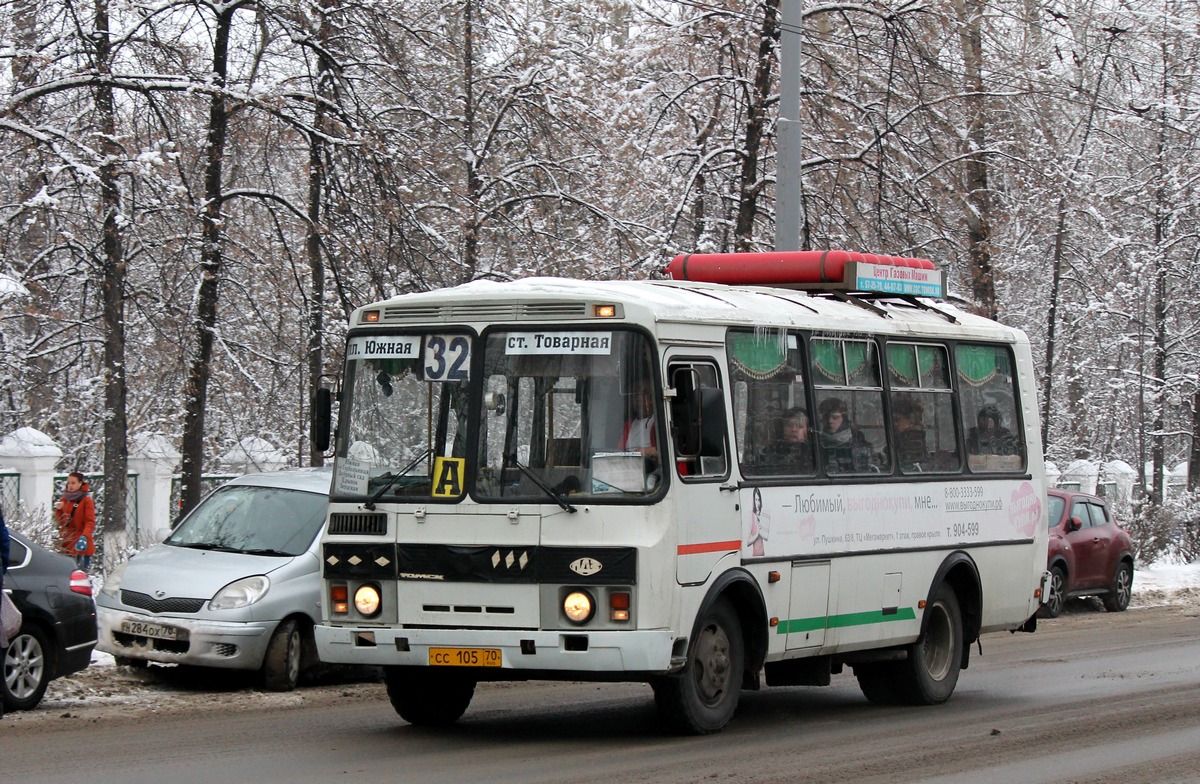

314,624,678,674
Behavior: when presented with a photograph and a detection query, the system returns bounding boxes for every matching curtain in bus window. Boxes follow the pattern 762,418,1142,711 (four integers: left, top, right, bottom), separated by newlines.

887,344,945,386
811,338,871,384
728,331,789,378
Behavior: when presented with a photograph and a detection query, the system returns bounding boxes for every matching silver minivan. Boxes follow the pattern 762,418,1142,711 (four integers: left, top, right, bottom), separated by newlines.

96,467,331,690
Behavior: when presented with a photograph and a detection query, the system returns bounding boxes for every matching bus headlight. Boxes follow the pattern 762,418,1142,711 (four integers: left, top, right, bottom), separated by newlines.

563,590,595,624
354,584,382,617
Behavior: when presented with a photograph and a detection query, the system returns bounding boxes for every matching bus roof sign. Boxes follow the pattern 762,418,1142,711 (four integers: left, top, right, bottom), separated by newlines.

848,261,945,298
664,250,945,298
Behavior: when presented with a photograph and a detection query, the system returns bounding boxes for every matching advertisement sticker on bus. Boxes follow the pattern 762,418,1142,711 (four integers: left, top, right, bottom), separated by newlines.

741,479,1041,559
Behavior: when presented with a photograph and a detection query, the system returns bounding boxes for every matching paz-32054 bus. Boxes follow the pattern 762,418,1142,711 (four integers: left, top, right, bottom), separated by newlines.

311,250,1049,734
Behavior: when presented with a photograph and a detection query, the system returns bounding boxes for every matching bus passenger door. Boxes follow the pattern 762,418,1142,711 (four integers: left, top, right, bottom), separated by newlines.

667,357,739,585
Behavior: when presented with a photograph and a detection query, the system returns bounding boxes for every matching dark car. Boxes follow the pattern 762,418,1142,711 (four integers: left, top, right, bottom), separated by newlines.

1042,489,1135,618
3,531,97,711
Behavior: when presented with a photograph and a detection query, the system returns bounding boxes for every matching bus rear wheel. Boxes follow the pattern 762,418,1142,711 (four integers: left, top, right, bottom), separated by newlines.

855,584,962,706
653,599,744,735
384,666,476,726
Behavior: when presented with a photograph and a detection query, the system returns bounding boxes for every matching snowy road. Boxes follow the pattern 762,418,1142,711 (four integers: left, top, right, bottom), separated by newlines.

3,596,1198,784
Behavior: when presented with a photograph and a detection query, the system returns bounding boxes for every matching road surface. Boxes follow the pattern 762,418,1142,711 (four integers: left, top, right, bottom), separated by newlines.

3,600,1198,784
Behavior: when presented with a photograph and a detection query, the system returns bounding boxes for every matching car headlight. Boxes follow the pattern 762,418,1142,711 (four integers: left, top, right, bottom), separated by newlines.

563,590,595,625
209,576,270,610
354,584,382,617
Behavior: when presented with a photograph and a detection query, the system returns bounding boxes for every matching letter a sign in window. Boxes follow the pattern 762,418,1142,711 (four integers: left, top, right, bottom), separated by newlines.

432,457,465,497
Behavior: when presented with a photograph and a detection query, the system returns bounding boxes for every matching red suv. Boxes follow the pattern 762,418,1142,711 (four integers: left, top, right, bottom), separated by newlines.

1043,489,1135,617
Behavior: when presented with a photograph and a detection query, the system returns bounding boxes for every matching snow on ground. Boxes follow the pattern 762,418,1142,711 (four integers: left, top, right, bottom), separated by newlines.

1127,558,1200,607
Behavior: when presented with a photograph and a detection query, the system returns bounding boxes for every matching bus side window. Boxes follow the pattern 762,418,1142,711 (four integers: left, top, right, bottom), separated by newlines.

886,343,960,474
957,344,1025,472
811,337,888,475
726,329,812,479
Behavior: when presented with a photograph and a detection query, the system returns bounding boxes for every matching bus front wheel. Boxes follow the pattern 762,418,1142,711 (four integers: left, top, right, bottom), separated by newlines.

653,599,744,735
384,666,476,726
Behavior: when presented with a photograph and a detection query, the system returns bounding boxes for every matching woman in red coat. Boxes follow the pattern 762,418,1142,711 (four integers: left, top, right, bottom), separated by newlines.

57,471,96,570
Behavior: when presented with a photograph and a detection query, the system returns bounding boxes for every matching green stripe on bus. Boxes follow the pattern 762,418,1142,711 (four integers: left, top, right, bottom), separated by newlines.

776,607,917,634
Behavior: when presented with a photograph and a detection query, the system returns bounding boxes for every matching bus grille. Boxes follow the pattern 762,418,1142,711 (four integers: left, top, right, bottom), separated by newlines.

328,512,387,536
378,301,587,323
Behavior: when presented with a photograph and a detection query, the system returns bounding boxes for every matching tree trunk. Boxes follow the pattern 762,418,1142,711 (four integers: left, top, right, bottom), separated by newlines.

1189,389,1200,494
179,6,236,516
952,0,996,319
306,0,336,467
94,0,130,570
733,0,780,253
460,0,480,282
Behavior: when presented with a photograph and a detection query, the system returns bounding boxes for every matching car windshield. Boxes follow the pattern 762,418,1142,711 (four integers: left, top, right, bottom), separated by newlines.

166,485,328,556
1047,494,1065,526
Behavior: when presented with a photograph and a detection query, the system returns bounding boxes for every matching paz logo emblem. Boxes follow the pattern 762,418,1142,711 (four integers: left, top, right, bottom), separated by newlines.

569,557,603,576
154,591,166,599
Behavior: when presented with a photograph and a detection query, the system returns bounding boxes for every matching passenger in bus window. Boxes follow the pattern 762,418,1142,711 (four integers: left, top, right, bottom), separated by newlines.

758,407,814,474
893,395,929,471
817,397,873,473
619,378,658,458
967,405,1017,456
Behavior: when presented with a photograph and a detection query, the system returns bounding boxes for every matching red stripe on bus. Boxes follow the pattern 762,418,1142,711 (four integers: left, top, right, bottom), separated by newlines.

677,540,741,556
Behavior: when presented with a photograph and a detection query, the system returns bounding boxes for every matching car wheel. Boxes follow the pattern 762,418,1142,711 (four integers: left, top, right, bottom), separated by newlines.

384,666,475,725
1041,566,1066,618
2,624,51,711
1102,562,1133,612
653,599,744,734
262,620,302,692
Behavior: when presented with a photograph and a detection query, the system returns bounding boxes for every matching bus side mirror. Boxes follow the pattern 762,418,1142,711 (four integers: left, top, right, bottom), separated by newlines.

696,387,726,457
672,386,726,458
312,387,333,452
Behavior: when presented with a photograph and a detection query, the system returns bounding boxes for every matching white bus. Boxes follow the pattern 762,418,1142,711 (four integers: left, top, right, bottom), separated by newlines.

312,250,1049,734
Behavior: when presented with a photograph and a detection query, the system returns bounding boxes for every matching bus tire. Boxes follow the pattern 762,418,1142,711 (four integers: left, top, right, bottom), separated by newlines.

653,599,744,735
384,666,475,726
853,662,903,705
897,583,963,705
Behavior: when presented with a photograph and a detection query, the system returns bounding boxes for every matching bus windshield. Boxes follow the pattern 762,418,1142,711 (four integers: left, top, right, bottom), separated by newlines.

474,328,661,502
332,332,472,501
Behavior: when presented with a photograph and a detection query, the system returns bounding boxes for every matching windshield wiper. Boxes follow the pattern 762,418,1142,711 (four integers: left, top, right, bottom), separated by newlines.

511,459,577,513
240,548,291,557
364,447,433,510
171,542,241,553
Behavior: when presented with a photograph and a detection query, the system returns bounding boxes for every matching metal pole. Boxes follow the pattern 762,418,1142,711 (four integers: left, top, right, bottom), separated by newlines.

776,0,803,252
